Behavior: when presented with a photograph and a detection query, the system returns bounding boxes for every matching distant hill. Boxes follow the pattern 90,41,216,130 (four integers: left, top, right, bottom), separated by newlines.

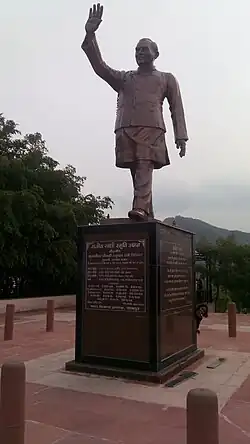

163,216,250,245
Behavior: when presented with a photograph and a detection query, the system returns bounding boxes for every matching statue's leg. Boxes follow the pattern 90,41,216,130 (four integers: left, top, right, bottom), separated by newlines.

130,165,136,210
128,160,154,220
130,163,154,219
148,197,154,219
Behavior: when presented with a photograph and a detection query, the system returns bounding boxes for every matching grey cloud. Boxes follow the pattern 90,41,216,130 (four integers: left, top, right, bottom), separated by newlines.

111,179,250,230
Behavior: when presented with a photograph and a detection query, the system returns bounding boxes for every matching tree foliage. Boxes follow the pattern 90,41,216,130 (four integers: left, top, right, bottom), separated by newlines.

0,113,112,297
196,237,250,312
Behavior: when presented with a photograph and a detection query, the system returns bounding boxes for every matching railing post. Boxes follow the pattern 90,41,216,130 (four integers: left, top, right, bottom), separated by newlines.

228,302,237,338
187,388,219,444
4,304,15,341
0,361,26,444
46,299,55,332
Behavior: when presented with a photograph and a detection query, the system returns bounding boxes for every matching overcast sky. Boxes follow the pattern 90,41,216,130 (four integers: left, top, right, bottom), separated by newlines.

1,0,250,231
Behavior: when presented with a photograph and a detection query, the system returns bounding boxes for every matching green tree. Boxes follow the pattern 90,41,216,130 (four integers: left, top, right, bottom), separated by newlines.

197,237,250,312
196,240,220,307
0,113,113,297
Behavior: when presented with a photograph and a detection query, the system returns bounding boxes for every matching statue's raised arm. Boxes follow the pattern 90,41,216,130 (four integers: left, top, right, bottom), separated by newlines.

81,3,124,92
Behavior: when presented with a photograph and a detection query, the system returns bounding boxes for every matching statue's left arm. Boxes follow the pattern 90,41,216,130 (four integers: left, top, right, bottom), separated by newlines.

165,73,188,143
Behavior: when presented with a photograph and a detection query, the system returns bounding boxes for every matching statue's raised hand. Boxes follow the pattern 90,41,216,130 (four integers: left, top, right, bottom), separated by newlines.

85,3,103,33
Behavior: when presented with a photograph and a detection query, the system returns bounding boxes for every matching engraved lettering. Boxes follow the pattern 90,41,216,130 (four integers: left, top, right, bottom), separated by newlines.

160,228,192,311
85,239,146,312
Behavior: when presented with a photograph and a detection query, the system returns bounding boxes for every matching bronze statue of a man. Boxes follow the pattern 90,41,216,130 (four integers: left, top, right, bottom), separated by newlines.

82,3,188,221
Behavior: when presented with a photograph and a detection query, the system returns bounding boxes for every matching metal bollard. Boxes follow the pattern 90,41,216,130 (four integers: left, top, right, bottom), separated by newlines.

187,388,219,444
228,302,237,338
46,299,55,332
4,304,15,341
0,361,26,444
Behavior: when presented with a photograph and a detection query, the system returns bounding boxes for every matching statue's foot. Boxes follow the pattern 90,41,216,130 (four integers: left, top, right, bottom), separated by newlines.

128,209,148,221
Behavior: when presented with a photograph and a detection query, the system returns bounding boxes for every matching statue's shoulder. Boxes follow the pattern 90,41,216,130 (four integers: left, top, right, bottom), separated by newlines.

123,70,137,78
158,70,175,78
155,69,164,75
118,70,138,85
164,72,178,82
123,70,167,79
121,70,175,82
159,72,179,88
154,70,168,80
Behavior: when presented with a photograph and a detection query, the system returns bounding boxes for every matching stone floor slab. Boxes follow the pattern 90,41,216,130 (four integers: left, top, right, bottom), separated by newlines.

26,347,250,411
219,417,250,443
222,399,250,436
26,420,72,444
1,310,250,443
25,382,250,444
26,386,186,444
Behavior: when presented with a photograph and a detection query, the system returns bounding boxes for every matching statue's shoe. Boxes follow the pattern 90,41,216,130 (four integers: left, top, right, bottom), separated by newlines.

128,209,148,221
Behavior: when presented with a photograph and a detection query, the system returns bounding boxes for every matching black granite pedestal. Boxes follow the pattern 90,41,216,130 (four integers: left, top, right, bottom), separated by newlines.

65,219,204,383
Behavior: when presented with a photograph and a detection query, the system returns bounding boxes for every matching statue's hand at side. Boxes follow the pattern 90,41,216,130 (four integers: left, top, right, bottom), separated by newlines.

176,140,186,158
85,3,104,33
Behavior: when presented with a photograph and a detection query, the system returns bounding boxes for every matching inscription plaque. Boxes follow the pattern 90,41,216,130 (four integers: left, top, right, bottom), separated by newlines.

160,227,193,311
85,239,146,312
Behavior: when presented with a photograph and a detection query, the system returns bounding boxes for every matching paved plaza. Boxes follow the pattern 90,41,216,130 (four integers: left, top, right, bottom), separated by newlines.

0,310,250,443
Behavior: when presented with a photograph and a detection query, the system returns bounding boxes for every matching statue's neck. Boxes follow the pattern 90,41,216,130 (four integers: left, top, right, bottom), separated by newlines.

137,63,156,74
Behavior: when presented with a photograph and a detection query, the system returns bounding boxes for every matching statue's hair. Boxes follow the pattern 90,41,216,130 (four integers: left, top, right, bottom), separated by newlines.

137,38,159,60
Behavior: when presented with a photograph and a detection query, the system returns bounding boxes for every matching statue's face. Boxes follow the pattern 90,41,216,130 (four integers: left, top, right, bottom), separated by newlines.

135,39,156,66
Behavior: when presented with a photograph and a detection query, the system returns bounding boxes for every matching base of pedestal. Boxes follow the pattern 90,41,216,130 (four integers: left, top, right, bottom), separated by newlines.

65,348,204,384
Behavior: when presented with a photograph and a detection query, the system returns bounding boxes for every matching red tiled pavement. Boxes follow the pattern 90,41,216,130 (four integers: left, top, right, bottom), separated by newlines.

0,315,74,365
1,311,250,443
204,312,250,326
24,381,250,443
198,329,250,352
25,384,186,443
221,375,250,440
199,312,250,352
1,311,248,364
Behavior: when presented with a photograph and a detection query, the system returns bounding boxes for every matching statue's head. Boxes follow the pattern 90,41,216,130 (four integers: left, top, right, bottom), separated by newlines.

135,38,159,66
